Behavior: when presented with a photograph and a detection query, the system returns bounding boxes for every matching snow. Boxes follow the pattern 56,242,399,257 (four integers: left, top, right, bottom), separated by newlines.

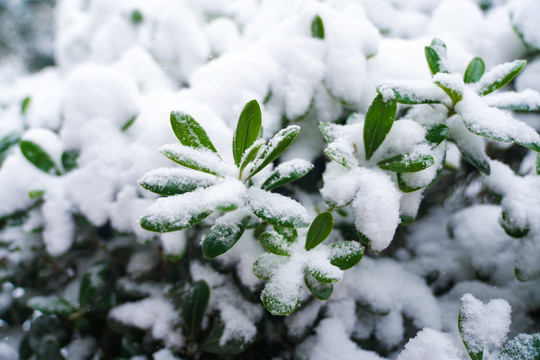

483,89,540,111
397,328,463,360
246,187,311,227
378,80,448,104
459,293,511,353
509,0,540,50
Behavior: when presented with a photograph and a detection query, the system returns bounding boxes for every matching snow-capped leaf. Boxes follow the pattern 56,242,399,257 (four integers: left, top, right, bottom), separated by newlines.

141,181,245,232
305,212,333,250
259,231,291,256
499,333,540,360
248,125,300,178
377,153,435,173
311,15,324,39
79,261,108,307
483,89,540,112
261,263,304,316
20,140,60,175
202,209,251,259
306,260,343,283
377,81,446,104
425,38,448,75
448,115,491,175
200,320,252,356
0,133,19,163
274,226,298,243
500,211,529,238
261,159,313,191
170,111,218,154
319,122,339,143
27,296,77,316
160,143,225,176
247,187,310,228
434,75,463,105
363,94,397,160
464,57,485,84
233,100,262,166
304,271,333,300
139,168,216,196
475,59,527,96
324,142,357,169
61,150,78,173
329,241,364,270
252,253,287,280
425,124,450,146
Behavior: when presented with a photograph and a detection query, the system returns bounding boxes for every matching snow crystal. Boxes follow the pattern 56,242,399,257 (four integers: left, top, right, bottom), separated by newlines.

499,333,540,360
109,297,184,348
351,168,401,252
459,293,511,353
397,328,462,360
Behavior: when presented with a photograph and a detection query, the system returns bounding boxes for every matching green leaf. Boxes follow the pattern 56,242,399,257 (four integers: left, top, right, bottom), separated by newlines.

61,150,78,173
200,320,252,356
261,160,313,191
499,333,540,360
376,84,444,105
425,39,448,76
202,210,251,259
28,190,44,199
324,143,356,168
274,226,298,243
21,96,31,115
247,125,300,178
19,336,32,360
378,153,435,172
170,111,219,153
464,57,485,84
131,9,143,24
121,115,137,131
319,122,339,143
307,263,342,283
27,296,77,316
261,285,302,316
140,209,211,233
139,168,216,196
329,241,364,270
239,138,265,176
477,60,527,96
500,211,529,238
20,140,61,175
79,261,108,307
160,144,223,176
396,173,425,193
434,79,463,106
304,272,333,300
425,124,450,146
305,212,333,250
182,280,210,343
252,253,286,280
233,100,262,166
537,153,540,175
259,231,291,256
458,303,485,360
0,133,19,163
42,339,63,360
311,15,324,39
363,94,397,160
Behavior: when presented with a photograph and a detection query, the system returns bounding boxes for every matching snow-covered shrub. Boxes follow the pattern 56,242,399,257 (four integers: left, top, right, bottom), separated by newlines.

1,0,540,359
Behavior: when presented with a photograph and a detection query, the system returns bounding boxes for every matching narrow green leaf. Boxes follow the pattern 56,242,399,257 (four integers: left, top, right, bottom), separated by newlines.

27,296,77,315
259,231,291,256
378,153,435,172
363,94,397,160
305,212,333,250
239,138,265,176
329,241,364,270
537,153,540,175
477,60,527,96
425,124,450,146
425,46,442,75
61,150,78,173
261,160,313,191
140,209,211,233
170,111,218,153
20,140,61,175
182,280,210,342
21,96,31,115
304,272,333,300
233,100,262,166
464,57,485,84
0,133,19,163
202,211,251,259
499,333,540,360
79,261,108,307
139,168,216,196
121,115,137,131
247,125,300,178
311,15,324,39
